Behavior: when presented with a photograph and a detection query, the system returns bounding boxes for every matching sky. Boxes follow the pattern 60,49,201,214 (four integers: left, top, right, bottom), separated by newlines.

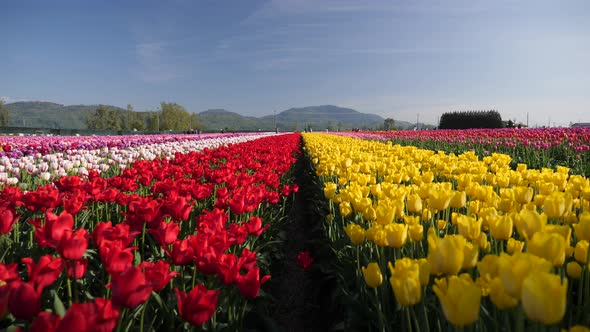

1,0,589,126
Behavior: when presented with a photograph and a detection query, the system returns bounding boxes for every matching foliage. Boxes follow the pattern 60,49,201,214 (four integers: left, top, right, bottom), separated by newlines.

0,99,9,126
159,102,192,131
439,110,503,129
383,118,395,131
86,105,124,130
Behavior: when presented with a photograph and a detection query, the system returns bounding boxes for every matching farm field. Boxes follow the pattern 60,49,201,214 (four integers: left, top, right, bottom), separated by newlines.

1,128,590,331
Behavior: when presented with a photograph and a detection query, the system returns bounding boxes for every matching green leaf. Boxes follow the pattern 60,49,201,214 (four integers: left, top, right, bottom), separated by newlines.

52,290,66,317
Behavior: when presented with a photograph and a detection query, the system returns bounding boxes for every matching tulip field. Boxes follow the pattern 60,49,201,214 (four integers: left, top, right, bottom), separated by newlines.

1,127,590,331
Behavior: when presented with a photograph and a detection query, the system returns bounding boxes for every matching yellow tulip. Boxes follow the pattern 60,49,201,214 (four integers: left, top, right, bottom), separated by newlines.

417,258,431,286
388,259,422,306
323,182,338,200
515,209,547,240
406,193,423,213
437,219,447,230
383,223,408,248
521,272,567,324
456,214,482,241
409,224,423,242
514,186,534,204
362,262,383,288
344,223,365,245
449,191,466,209
489,215,513,240
427,230,466,275
375,203,395,225
506,238,525,254
477,254,499,280
429,188,453,211
477,233,490,251
433,274,481,327
462,242,479,270
573,212,590,242
527,231,566,267
574,240,589,264
496,252,552,299
489,277,519,309
567,261,582,279
339,201,353,217
563,325,590,332
543,192,573,219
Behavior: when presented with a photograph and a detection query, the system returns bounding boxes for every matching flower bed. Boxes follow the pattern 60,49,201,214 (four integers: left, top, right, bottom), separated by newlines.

0,133,274,187
0,133,300,331
338,128,590,177
302,132,590,331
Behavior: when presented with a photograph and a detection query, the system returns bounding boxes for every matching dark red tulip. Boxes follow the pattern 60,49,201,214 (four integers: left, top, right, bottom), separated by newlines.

30,311,61,332
59,228,89,261
66,259,88,280
175,284,219,326
139,261,178,291
21,255,63,294
296,250,313,270
110,266,152,308
8,282,41,320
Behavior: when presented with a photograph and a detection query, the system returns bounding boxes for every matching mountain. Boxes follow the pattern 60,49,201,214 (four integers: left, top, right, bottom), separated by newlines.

5,101,127,129
4,101,387,131
266,105,383,130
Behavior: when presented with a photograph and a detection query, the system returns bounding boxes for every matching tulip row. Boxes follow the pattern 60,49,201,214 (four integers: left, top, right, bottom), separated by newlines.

0,132,274,187
302,132,590,331
339,128,590,177
0,133,301,331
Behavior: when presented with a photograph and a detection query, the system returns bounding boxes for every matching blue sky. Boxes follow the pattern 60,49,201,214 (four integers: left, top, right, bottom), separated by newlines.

1,0,589,126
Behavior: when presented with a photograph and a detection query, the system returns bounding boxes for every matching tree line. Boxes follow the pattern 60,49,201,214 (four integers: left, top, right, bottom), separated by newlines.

438,110,503,129
86,102,203,131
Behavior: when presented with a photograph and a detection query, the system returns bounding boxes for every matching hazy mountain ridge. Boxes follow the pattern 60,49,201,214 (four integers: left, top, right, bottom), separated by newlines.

5,101,399,131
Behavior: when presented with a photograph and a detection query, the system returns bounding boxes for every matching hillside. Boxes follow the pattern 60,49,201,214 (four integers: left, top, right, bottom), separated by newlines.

5,102,127,129
5,101,389,131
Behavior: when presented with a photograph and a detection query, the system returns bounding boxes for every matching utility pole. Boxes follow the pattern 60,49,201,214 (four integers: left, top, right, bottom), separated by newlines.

526,112,529,128
273,110,277,133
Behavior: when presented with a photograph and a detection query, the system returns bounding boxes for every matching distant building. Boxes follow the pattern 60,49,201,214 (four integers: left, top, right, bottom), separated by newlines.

571,123,590,128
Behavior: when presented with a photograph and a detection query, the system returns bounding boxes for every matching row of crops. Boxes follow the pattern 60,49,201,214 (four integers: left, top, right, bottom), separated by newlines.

0,128,589,331
303,130,590,332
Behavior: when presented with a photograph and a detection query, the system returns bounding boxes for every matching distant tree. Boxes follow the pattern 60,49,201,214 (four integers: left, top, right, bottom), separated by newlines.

160,102,191,131
337,121,343,132
0,99,9,127
126,104,133,130
384,118,395,131
128,111,146,131
190,113,203,130
507,119,514,128
327,121,335,131
439,110,502,129
146,112,159,131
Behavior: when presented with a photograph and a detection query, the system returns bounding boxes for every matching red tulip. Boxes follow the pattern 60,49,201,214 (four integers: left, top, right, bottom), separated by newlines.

59,228,89,261
148,221,179,246
139,261,178,291
175,284,219,326
8,282,40,320
0,205,19,235
235,266,271,299
216,253,238,285
296,250,313,270
21,255,64,294
245,216,269,237
110,266,152,308
99,243,135,275
30,311,60,332
66,259,88,279
56,298,119,332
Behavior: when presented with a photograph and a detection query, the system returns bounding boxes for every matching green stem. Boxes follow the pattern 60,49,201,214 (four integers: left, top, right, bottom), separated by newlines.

116,307,128,332
140,296,150,332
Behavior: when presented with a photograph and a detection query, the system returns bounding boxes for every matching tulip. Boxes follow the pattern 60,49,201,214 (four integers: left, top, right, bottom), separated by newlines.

521,272,567,324
296,250,314,271
409,224,423,242
344,223,365,245
543,192,573,219
427,230,466,275
456,214,482,241
8,282,41,320
515,209,546,240
462,242,479,270
362,262,383,288
496,252,552,299
513,186,534,204
339,201,353,217
573,212,590,242
406,193,422,213
175,285,219,326
375,202,395,225
506,238,524,254
567,261,582,279
433,274,481,327
489,215,513,240
388,259,422,306
488,277,518,309
384,223,408,248
111,266,153,308
575,240,589,263
527,231,566,267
